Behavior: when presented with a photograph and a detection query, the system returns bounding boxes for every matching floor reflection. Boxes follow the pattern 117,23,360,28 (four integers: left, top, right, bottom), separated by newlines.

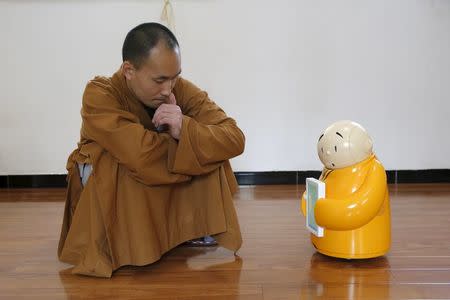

299,252,392,299
58,246,244,299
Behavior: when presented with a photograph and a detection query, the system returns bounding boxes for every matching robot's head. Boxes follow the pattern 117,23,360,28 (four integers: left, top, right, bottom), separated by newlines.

317,120,373,170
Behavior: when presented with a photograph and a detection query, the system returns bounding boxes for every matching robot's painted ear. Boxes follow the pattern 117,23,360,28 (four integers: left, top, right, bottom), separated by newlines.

318,134,324,142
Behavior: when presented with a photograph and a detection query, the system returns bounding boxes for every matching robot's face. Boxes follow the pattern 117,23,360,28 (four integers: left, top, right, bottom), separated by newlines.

317,120,373,170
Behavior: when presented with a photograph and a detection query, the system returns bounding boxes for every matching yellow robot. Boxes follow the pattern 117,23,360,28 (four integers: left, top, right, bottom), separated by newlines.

301,120,391,259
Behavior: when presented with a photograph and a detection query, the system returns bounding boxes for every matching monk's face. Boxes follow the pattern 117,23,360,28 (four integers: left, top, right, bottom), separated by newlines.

317,120,373,169
123,42,181,108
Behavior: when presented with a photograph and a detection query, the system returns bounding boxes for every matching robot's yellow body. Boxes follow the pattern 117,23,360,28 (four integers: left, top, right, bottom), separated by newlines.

302,154,391,259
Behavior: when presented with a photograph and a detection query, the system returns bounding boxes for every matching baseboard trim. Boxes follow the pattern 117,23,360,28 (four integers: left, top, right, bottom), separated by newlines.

235,169,450,185
0,175,67,188
234,171,321,185
1,169,449,188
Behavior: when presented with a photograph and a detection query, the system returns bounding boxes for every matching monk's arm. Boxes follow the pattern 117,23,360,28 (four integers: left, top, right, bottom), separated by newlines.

168,78,245,175
314,162,387,230
81,82,191,186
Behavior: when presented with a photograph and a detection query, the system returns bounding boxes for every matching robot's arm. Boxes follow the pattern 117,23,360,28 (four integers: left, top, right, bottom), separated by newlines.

301,192,306,216
315,162,387,230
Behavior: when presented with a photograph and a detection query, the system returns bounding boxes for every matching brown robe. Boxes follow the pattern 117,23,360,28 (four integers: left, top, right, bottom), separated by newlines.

57,70,245,277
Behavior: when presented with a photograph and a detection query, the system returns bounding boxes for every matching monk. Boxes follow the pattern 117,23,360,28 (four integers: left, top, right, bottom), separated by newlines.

58,22,245,277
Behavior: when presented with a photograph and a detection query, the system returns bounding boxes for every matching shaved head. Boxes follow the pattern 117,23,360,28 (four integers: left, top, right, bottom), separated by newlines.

122,22,179,69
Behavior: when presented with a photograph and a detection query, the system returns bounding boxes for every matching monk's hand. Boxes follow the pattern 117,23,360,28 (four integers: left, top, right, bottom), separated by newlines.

152,93,183,140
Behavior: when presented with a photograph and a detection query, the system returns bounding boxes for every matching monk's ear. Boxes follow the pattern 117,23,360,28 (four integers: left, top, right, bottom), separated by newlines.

121,61,136,80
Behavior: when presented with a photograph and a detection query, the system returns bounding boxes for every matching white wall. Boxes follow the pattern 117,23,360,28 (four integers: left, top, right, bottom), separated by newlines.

1,0,450,175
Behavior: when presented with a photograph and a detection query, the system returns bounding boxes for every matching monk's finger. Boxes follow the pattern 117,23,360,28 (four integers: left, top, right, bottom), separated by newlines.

154,104,181,121
168,93,177,105
155,103,180,115
157,116,178,128
153,111,168,127
153,106,169,124
154,111,180,127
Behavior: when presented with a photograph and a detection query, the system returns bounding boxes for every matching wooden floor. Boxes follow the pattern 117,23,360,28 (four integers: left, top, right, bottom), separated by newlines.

1,184,450,299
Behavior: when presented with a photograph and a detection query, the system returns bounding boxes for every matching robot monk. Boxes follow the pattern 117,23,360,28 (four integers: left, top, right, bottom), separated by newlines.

301,120,391,259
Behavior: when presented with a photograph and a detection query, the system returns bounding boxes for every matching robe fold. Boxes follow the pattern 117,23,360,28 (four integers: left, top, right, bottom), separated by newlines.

58,70,245,277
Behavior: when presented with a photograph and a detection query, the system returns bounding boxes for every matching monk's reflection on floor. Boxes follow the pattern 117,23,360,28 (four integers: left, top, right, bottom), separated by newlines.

58,246,243,299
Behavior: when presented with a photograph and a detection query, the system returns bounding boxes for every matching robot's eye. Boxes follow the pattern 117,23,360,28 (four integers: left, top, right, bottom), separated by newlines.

334,146,337,152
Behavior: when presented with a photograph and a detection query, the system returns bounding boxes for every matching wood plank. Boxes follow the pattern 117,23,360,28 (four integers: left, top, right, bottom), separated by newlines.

0,184,449,298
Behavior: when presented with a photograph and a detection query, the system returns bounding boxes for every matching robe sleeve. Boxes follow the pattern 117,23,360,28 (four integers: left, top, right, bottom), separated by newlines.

314,161,387,230
168,78,245,175
80,81,191,186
